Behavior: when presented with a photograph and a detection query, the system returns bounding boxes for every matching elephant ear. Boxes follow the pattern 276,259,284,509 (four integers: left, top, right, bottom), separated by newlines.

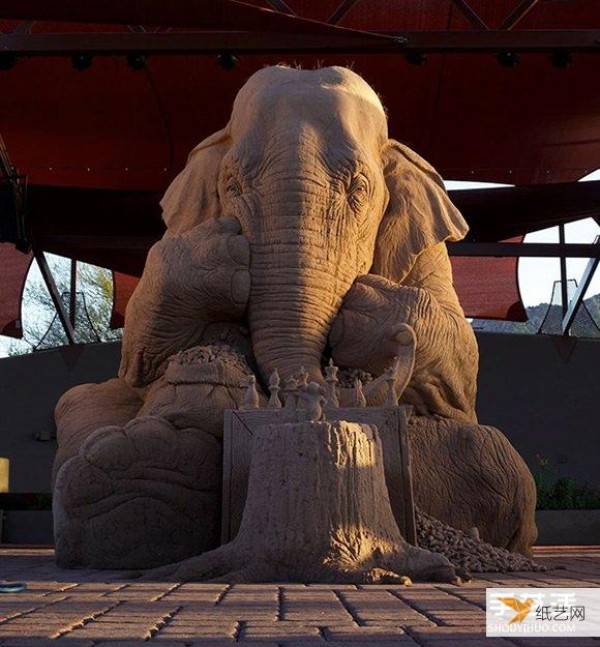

160,126,231,236
371,140,469,283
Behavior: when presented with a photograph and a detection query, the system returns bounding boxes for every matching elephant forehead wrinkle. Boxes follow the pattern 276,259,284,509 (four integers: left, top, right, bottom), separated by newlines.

261,136,329,169
259,172,330,193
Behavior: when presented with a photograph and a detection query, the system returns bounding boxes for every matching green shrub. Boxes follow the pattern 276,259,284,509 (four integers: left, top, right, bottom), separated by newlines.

534,455,600,510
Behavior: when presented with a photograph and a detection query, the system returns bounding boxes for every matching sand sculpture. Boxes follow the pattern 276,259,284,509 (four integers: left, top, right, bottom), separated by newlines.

53,65,537,580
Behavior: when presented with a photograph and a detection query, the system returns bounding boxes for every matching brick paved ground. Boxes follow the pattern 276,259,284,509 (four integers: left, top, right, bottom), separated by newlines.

0,547,599,646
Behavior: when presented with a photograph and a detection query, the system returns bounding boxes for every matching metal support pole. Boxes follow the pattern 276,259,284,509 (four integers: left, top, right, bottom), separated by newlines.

34,250,76,345
558,224,569,331
69,258,77,329
562,236,600,335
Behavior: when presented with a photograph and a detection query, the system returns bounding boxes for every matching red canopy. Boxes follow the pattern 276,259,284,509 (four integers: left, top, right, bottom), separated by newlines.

0,244,32,337
2,0,600,336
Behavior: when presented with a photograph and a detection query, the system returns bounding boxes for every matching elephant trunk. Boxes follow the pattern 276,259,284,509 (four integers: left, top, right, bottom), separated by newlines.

236,145,363,386
247,239,354,385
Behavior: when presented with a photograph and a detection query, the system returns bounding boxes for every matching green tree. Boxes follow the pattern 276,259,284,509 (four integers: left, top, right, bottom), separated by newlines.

6,255,122,356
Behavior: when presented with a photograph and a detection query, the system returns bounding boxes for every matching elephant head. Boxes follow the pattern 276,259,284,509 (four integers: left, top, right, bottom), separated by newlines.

160,65,468,386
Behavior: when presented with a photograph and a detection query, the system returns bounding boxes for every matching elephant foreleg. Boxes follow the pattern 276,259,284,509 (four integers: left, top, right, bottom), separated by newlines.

119,216,251,387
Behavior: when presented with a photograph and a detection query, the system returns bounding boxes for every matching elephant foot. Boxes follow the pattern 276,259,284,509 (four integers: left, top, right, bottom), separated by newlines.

53,416,222,569
53,378,143,482
408,415,538,557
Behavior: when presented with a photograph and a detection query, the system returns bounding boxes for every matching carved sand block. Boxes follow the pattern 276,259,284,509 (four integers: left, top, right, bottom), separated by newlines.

53,64,537,570
143,419,461,584
221,406,416,546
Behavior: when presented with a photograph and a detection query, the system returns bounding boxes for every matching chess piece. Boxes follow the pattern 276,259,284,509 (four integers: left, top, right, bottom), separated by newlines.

384,364,398,406
353,377,367,407
324,358,340,408
283,376,298,409
268,369,282,408
296,366,309,388
240,374,260,410
297,382,326,421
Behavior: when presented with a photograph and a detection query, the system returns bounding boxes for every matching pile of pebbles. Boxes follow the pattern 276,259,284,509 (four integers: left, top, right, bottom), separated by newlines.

335,367,374,388
416,509,545,572
171,344,251,372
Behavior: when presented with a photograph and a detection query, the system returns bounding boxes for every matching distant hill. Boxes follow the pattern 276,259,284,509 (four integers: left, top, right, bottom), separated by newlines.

472,293,600,337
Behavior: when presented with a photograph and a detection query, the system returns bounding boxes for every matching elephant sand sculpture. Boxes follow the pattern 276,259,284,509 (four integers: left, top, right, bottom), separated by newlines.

53,65,537,570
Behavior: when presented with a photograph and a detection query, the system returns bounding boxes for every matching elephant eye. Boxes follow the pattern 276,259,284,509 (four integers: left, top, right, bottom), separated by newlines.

347,175,369,212
225,176,242,198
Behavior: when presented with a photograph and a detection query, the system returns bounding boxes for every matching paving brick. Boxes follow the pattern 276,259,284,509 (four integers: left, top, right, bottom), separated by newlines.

166,639,234,645
282,643,418,647
416,641,514,647
0,629,57,638
155,629,237,638
327,627,410,640
305,585,359,591
0,641,95,647
65,632,152,640
511,639,600,646
92,643,186,647
405,624,489,641
362,619,433,627
2,546,600,646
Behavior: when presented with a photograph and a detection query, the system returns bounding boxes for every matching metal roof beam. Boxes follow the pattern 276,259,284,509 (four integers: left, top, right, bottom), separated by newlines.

327,0,363,25
0,30,398,55
500,0,541,31
263,0,296,16
2,30,600,56
448,242,600,258
449,0,489,30
383,29,600,53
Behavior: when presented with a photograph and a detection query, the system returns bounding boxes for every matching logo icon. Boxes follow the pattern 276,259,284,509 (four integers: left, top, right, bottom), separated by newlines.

498,597,534,624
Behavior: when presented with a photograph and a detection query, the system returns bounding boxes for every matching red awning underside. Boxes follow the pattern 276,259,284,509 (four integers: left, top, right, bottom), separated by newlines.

0,244,32,338
3,1,600,188
450,239,527,322
111,272,139,329
2,0,599,335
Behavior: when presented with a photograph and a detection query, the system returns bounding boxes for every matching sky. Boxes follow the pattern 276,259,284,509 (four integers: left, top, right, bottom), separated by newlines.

1,173,599,357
